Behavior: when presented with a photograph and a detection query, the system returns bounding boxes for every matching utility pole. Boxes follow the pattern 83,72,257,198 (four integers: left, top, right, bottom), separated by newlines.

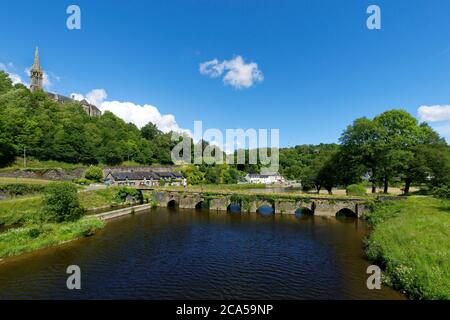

23,146,27,168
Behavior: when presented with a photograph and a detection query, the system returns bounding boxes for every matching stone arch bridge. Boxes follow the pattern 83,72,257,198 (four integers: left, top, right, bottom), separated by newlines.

140,189,370,218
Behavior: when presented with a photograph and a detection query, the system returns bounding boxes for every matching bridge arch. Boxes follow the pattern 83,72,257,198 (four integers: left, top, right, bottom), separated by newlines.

336,208,357,218
167,199,179,208
195,200,207,210
294,207,314,216
227,203,242,213
257,204,274,216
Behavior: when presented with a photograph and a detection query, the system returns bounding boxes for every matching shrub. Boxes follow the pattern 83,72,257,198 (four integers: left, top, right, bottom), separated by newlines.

346,184,367,196
28,228,41,238
84,166,103,182
0,183,46,196
432,185,450,199
114,186,142,203
41,182,84,222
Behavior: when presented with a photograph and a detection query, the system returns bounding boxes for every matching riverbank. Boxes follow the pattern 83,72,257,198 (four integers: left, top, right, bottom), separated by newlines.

0,216,105,259
364,196,450,300
0,187,122,259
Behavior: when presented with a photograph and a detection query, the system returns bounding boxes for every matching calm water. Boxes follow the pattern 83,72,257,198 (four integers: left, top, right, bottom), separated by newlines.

0,208,404,299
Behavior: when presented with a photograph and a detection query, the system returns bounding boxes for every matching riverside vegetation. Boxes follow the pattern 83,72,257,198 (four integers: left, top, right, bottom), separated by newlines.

365,196,450,299
0,183,132,258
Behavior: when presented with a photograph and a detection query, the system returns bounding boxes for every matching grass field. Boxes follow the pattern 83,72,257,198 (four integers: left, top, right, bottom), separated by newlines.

0,188,120,226
0,177,53,185
78,187,119,208
365,196,450,300
0,158,86,171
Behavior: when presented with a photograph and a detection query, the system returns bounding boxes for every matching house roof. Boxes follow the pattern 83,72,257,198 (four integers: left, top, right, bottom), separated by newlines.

246,173,283,178
107,171,184,181
45,92,101,114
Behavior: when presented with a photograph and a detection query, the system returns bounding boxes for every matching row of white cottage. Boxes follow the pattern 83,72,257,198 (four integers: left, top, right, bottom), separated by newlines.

244,173,286,185
104,171,286,186
104,171,185,186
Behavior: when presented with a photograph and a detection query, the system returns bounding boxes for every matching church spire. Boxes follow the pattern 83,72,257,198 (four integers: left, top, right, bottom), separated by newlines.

32,47,41,71
30,47,43,92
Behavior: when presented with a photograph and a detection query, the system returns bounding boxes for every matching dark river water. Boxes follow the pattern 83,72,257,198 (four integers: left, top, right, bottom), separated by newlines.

0,208,404,299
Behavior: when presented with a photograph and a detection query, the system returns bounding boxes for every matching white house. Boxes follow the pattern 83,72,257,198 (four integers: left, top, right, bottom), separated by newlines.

245,173,285,185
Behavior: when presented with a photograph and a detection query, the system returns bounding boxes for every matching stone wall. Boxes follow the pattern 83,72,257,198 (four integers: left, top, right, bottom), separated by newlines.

0,168,86,181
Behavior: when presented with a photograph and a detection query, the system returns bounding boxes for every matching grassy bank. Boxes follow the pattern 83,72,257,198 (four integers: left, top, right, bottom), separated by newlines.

78,187,119,208
365,196,450,299
0,216,105,259
0,187,120,226
0,177,52,185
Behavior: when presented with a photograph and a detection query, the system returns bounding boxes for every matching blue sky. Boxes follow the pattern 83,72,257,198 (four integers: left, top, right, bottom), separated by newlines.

1,0,450,146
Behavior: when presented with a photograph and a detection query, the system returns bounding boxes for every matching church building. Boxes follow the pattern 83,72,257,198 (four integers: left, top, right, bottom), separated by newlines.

29,47,101,117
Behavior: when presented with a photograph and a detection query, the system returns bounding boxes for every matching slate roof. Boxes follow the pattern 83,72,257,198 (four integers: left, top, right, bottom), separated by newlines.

107,171,184,181
45,92,101,115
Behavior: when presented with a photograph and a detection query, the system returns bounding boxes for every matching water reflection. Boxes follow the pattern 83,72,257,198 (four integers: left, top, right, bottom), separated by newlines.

0,208,404,300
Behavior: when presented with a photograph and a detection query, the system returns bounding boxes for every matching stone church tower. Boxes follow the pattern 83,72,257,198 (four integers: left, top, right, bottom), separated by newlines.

29,47,43,92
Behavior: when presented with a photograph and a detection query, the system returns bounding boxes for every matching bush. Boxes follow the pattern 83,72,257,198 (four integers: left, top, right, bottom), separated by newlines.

84,166,103,182
0,183,46,196
41,182,84,222
346,184,367,196
28,228,41,238
114,186,142,203
432,185,450,199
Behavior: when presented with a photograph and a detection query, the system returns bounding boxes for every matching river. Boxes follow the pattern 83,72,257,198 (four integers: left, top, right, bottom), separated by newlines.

0,207,404,299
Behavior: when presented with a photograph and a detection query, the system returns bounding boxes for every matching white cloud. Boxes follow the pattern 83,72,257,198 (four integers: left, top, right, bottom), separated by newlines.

24,68,53,89
199,55,264,89
418,105,450,122
71,89,189,134
0,62,24,85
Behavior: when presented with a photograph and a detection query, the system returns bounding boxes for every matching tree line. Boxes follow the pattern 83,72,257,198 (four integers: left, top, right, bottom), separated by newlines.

1,70,449,193
278,110,450,194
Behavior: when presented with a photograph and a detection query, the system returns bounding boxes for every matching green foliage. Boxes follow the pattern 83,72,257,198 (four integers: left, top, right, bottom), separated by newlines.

84,166,103,182
0,216,105,258
114,186,142,203
180,165,205,185
365,197,450,299
340,109,449,194
41,182,84,222
0,84,182,167
0,71,13,95
432,185,450,199
73,178,92,185
203,164,245,184
27,227,41,238
0,196,42,226
346,184,367,196
0,183,46,196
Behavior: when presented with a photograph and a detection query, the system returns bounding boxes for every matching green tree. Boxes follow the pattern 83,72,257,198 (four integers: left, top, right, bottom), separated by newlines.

141,122,162,140
84,166,104,182
41,182,84,222
340,117,384,193
0,71,12,95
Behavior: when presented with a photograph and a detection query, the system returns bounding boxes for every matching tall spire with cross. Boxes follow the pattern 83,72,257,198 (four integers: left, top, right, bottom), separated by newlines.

30,47,43,92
